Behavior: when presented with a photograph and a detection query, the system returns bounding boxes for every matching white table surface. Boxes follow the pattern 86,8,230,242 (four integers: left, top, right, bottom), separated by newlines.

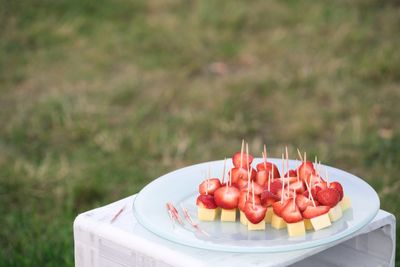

74,195,396,267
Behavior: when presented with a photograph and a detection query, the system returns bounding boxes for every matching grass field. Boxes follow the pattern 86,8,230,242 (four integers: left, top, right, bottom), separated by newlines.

1,0,399,265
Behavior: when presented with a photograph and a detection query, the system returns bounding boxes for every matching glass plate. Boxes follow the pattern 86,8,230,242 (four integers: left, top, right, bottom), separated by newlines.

133,159,379,252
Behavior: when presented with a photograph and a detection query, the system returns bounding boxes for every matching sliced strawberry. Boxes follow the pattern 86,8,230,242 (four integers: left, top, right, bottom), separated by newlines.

260,190,280,207
196,195,218,209
298,161,316,181
284,169,297,178
256,162,281,178
272,200,288,217
239,182,264,195
281,198,303,223
232,151,254,168
302,205,330,219
295,194,314,212
316,188,340,207
288,180,305,194
311,181,328,199
230,167,256,184
214,186,240,209
199,178,221,195
238,191,261,211
329,181,344,201
255,170,268,187
270,180,283,195
281,177,298,184
244,202,267,224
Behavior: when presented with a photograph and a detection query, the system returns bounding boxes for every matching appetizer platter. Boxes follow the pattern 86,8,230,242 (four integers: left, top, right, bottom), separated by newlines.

133,142,379,253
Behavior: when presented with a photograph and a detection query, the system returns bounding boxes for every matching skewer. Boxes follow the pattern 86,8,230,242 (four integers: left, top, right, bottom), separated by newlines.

264,144,268,161
240,139,244,169
304,179,316,207
281,153,285,203
252,181,255,209
285,146,289,177
246,143,251,193
268,170,271,192
297,148,303,161
296,160,300,182
181,204,210,236
221,157,226,184
292,188,296,211
110,205,126,223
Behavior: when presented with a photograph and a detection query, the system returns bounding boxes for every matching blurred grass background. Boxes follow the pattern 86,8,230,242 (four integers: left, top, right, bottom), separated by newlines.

0,0,399,265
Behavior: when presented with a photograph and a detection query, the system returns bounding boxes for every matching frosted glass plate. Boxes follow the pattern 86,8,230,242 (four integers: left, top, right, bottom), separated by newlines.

133,159,379,252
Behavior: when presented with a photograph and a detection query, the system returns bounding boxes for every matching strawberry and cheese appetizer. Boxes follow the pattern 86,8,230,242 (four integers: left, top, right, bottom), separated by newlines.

214,185,240,221
281,198,306,237
196,178,221,221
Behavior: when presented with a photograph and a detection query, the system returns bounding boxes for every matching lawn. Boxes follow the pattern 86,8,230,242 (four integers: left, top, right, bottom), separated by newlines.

0,0,399,265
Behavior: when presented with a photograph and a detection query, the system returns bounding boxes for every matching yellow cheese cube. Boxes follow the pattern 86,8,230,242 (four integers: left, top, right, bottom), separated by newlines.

248,220,266,231
264,207,273,223
328,204,343,222
197,207,219,221
310,213,331,231
304,219,313,231
340,196,351,211
240,210,248,225
221,208,237,222
287,221,306,237
271,213,287,229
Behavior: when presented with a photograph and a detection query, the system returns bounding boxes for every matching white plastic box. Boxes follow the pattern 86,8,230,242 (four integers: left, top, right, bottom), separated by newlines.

74,195,396,267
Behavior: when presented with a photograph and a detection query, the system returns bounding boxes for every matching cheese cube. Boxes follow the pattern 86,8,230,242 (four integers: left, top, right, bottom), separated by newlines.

328,205,343,222
240,210,248,225
198,207,219,221
304,219,313,231
271,213,287,229
221,208,237,222
264,207,273,223
340,196,351,211
287,221,306,237
248,220,266,231
310,213,331,231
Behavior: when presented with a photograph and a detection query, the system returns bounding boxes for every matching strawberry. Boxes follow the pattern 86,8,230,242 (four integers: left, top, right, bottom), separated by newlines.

284,169,297,178
232,151,254,168
298,161,316,181
260,190,280,207
230,167,256,184
199,178,221,195
272,200,288,217
255,170,268,187
214,186,240,209
302,205,330,219
196,195,218,209
244,202,267,224
311,181,328,199
256,162,281,178
288,180,305,194
281,198,303,223
295,194,314,212
316,188,340,207
239,182,264,195
329,181,344,200
238,191,261,211
281,177,298,184
270,180,283,195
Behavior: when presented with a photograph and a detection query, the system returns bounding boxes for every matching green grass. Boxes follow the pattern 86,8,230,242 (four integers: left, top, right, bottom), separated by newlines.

0,0,399,265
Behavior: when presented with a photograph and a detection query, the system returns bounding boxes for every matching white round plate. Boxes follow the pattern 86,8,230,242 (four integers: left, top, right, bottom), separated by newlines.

133,159,380,252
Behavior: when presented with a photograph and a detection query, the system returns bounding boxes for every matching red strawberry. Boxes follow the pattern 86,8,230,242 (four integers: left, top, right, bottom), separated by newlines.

196,195,218,209
244,202,267,224
316,188,340,207
284,169,297,178
281,177,298,184
272,200,288,217
260,190,280,207
255,170,268,187
295,194,314,212
238,191,261,211
232,151,254,168
311,181,328,199
230,167,256,184
329,181,344,201
298,161,316,181
302,205,330,219
270,180,283,195
288,180,305,194
281,198,303,223
239,182,264,195
199,178,221,195
256,162,281,178
214,186,240,209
